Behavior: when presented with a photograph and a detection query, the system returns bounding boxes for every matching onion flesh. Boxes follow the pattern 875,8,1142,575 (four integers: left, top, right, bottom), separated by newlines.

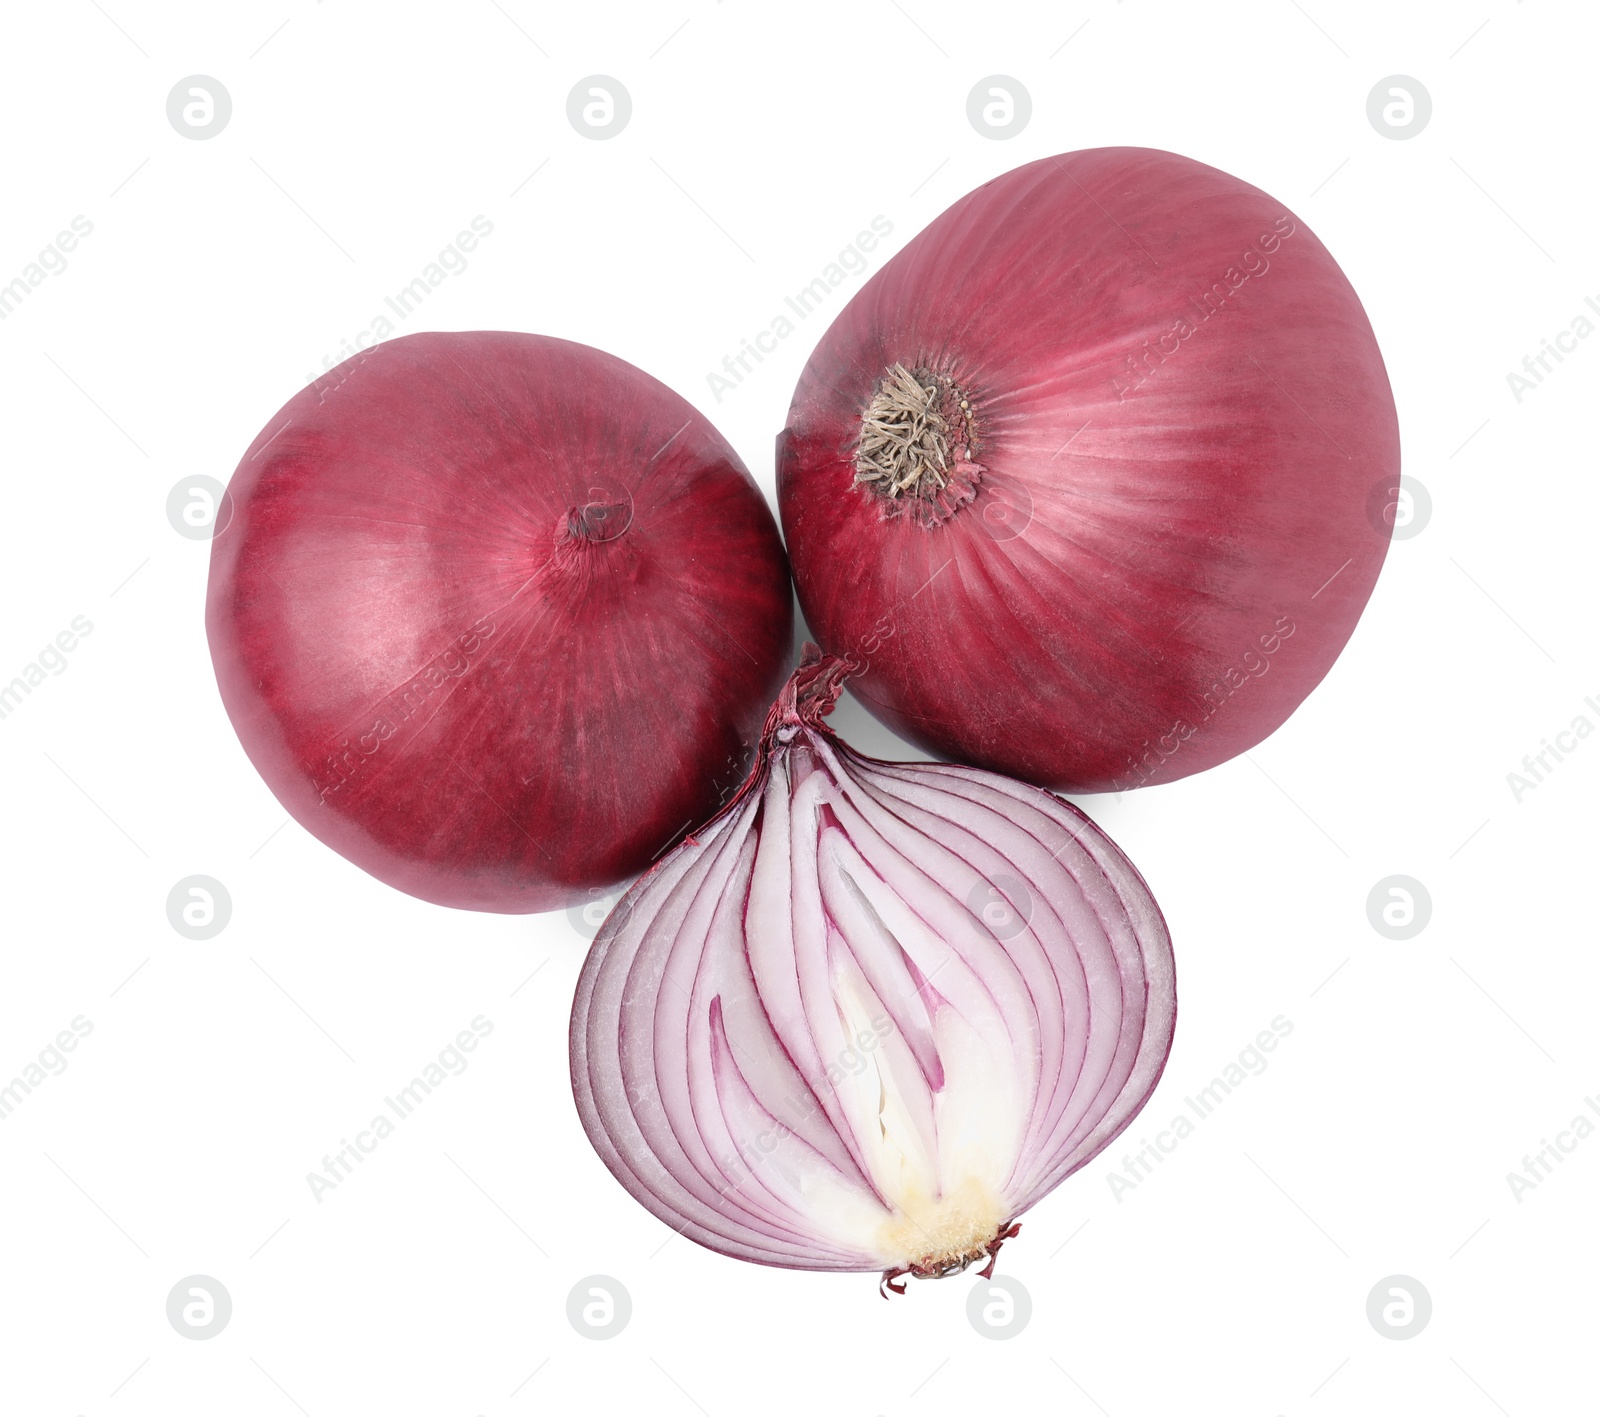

570,648,1176,1285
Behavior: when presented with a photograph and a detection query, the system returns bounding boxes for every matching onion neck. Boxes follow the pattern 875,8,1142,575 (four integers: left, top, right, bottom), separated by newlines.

564,494,632,544
704,645,850,826
764,644,851,746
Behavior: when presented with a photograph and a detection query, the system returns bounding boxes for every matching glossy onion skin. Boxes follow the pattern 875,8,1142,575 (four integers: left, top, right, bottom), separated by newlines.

571,656,1176,1273
779,147,1399,792
207,331,792,912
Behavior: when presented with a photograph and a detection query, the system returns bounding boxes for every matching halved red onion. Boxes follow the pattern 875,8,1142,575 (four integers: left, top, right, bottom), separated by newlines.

570,647,1176,1287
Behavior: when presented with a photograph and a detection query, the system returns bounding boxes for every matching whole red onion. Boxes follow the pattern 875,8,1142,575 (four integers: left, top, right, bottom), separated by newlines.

571,648,1175,1286
207,331,792,912
778,147,1399,793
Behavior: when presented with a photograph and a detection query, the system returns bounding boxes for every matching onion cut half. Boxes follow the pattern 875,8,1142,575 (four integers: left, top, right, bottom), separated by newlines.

570,648,1176,1288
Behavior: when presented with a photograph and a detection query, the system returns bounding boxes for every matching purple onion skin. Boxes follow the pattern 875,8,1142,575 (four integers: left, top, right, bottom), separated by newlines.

207,331,792,913
779,147,1399,793
571,650,1176,1277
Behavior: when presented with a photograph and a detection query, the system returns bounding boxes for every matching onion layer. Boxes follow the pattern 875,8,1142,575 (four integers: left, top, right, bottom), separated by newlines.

778,146,1399,793
570,648,1176,1285
207,331,792,912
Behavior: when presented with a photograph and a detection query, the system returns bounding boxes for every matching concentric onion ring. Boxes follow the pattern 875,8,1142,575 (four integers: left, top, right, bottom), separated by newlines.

571,648,1176,1283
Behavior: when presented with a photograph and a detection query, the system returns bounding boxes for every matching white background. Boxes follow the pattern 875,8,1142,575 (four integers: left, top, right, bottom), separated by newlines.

1,1,1594,1413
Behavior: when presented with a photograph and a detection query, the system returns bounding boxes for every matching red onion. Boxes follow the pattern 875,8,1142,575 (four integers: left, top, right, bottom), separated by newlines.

207,331,792,913
570,647,1175,1289
778,146,1399,793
